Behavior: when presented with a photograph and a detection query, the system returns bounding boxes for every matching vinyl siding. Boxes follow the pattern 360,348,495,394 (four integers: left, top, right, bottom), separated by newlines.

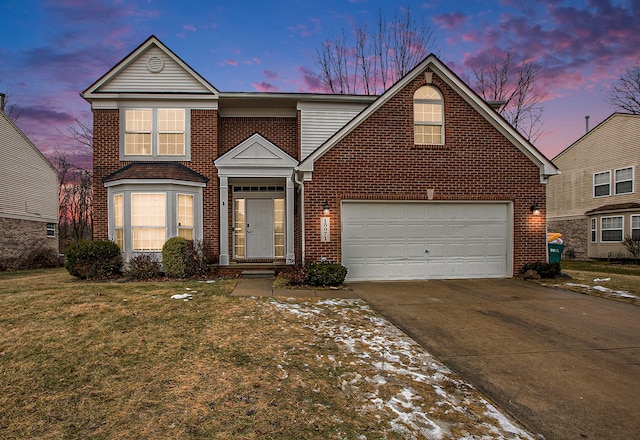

298,102,367,160
547,114,640,220
101,47,210,93
0,113,58,222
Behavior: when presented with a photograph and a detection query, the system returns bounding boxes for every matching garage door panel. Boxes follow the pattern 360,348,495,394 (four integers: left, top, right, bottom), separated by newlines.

342,202,510,281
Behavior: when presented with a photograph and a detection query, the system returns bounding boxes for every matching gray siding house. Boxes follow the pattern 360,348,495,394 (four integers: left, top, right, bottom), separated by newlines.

0,99,59,269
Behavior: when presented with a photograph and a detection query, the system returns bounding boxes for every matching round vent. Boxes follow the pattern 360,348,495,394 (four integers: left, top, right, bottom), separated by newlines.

146,56,164,73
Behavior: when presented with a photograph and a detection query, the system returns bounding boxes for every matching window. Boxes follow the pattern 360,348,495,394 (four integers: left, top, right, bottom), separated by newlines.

632,215,640,240
591,218,597,243
114,194,124,249
601,216,623,242
131,193,166,251
46,223,56,237
177,194,194,240
274,199,285,259
234,199,245,259
414,86,443,145
593,171,610,197
124,109,186,158
614,167,634,195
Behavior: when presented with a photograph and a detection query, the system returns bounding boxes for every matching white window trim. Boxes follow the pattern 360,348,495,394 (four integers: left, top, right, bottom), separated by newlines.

177,193,195,240
414,85,444,146
593,171,611,198
614,166,634,195
600,215,624,243
120,108,191,161
590,217,597,243
46,223,56,238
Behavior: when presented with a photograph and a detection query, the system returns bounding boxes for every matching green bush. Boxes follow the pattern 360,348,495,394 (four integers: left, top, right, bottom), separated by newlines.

306,261,348,286
125,253,162,280
521,261,561,279
65,240,122,280
162,237,207,278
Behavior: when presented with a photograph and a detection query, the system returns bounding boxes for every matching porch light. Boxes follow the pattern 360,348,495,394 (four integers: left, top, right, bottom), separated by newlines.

530,201,541,216
323,200,330,215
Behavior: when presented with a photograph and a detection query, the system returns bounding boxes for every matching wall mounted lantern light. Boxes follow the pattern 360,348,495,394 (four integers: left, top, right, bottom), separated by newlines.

323,200,330,215
530,201,541,216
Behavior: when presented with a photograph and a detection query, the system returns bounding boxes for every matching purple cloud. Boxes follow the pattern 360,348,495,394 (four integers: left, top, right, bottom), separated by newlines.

432,11,468,29
263,70,278,81
297,66,324,92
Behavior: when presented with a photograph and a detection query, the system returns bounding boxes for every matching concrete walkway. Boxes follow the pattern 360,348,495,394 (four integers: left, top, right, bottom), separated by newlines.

230,277,359,299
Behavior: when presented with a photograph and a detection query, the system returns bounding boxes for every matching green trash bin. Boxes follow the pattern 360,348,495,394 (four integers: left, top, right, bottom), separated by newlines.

548,243,564,263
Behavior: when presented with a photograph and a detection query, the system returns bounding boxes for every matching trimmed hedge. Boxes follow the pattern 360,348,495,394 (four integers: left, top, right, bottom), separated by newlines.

65,240,122,280
521,261,561,279
306,262,348,287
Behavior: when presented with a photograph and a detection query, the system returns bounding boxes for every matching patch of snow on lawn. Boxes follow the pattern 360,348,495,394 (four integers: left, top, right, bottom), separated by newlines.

565,283,639,301
272,298,534,439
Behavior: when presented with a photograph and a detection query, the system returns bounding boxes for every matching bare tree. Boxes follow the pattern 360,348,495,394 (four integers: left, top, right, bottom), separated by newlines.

468,52,544,142
608,62,640,114
54,152,93,251
315,6,436,95
0,80,23,121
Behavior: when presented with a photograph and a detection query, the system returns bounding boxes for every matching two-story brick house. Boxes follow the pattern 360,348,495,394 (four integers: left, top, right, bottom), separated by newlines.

547,113,640,260
83,36,557,280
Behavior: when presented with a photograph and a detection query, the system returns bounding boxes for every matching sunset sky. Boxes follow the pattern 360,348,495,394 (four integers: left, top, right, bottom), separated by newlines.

1,0,639,163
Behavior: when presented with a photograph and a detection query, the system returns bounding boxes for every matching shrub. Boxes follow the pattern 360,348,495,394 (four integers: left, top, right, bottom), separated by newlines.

21,247,61,270
125,253,162,280
65,240,122,280
521,261,561,279
622,235,640,259
277,264,309,286
162,237,207,278
306,261,348,287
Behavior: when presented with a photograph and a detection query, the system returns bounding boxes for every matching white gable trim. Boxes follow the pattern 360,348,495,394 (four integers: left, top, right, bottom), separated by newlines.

297,55,558,180
214,133,298,178
82,35,218,100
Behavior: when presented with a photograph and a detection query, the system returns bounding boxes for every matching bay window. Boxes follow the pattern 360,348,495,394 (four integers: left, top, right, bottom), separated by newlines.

177,194,194,240
114,193,124,250
632,215,640,240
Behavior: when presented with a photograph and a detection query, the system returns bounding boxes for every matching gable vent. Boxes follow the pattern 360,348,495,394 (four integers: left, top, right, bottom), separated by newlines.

146,56,164,73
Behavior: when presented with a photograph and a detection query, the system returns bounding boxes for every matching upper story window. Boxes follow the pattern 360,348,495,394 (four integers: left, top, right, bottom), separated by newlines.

614,166,634,195
123,109,188,160
593,171,611,197
414,86,444,145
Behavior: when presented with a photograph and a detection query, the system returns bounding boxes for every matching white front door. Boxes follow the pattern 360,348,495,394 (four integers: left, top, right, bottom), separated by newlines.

246,198,274,258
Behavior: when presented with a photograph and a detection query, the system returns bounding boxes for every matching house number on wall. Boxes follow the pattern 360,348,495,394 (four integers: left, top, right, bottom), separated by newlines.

321,217,330,242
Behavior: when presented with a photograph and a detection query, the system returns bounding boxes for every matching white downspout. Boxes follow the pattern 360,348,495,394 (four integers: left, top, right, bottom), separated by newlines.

293,167,305,265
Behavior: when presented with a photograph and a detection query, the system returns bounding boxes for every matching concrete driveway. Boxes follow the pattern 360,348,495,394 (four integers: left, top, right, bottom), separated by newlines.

350,279,640,440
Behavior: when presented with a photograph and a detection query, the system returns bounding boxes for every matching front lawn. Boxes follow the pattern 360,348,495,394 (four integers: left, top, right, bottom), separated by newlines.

555,260,640,303
0,268,533,439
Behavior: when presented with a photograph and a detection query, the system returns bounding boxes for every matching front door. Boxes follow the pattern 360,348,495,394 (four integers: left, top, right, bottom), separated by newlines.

246,198,274,258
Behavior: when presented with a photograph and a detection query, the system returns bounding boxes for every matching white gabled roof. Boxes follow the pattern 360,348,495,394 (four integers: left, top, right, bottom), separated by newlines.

82,35,218,100
297,54,559,178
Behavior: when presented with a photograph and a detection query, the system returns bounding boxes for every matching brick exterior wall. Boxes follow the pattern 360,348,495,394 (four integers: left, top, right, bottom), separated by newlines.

218,117,299,160
304,68,548,276
92,109,120,241
0,218,58,269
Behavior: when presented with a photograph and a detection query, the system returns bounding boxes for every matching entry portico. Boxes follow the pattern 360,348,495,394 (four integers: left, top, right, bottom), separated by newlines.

214,133,297,266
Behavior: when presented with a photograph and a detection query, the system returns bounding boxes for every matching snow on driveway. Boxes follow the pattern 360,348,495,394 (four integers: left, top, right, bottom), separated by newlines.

272,298,535,440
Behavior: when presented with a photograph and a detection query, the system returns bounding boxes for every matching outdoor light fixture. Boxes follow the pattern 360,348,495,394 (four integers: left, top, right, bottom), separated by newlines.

530,201,541,216
323,200,330,215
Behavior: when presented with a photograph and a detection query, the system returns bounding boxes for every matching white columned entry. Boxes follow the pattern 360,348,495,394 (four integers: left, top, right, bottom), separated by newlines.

218,175,229,265
286,176,295,264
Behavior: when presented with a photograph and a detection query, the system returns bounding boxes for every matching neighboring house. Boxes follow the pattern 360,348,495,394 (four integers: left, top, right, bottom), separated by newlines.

0,96,59,269
547,113,640,260
83,36,557,281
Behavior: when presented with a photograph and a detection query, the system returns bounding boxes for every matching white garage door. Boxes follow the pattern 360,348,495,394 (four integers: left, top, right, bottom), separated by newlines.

342,202,510,281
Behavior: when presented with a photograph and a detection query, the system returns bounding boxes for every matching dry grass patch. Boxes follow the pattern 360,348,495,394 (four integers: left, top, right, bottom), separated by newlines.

1,268,532,439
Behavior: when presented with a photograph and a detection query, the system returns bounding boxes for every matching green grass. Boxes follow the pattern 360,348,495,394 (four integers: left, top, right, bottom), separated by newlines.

561,260,640,276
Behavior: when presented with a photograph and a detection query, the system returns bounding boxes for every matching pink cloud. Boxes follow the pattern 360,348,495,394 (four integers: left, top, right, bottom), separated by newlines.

252,81,279,92
225,59,238,66
297,66,324,93
183,24,196,32
432,11,468,29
